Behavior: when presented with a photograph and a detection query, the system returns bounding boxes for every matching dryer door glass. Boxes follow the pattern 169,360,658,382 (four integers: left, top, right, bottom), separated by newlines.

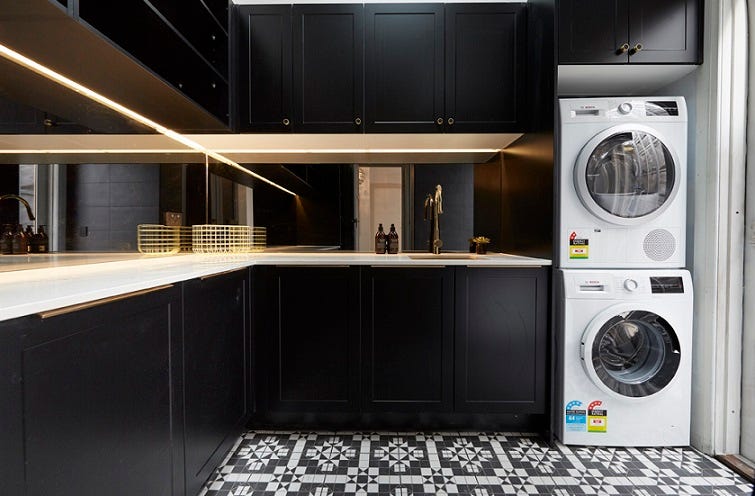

590,310,681,397
585,131,676,219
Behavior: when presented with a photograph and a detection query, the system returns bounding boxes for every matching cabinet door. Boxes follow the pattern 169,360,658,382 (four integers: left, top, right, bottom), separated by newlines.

269,267,360,412
293,4,364,133
237,5,293,132
558,0,629,64
365,4,444,133
362,267,454,412
20,286,184,496
445,4,526,133
455,268,548,413
183,270,249,496
628,0,702,64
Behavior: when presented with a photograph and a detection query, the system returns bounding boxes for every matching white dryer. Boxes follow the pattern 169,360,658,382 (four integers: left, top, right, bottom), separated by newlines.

558,97,687,268
555,268,693,446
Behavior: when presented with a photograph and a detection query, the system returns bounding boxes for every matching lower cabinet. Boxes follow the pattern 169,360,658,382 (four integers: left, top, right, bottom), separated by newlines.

454,267,549,413
265,266,361,412
1,285,184,496
182,269,250,496
362,267,454,412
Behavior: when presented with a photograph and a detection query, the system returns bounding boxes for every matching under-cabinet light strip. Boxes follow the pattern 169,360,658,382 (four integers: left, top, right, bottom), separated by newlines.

0,43,297,197
0,148,501,154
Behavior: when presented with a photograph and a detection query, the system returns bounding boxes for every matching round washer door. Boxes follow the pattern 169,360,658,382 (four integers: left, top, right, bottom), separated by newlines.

581,308,681,398
574,123,681,226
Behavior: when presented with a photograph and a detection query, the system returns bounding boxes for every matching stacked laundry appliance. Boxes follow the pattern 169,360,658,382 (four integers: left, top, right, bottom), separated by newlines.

555,97,693,446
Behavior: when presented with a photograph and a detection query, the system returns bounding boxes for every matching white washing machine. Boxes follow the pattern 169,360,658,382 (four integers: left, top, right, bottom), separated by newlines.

558,97,687,268
555,268,693,446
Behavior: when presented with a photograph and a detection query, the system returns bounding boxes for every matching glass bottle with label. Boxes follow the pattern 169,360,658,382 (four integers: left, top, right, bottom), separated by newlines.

0,224,12,254
388,224,399,254
375,224,386,254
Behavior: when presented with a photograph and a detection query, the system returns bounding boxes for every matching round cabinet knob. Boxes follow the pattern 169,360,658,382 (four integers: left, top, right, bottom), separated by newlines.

447,117,455,126
629,43,643,55
282,118,290,126
616,42,630,55
354,117,362,126
436,117,444,125
618,102,633,115
624,279,639,292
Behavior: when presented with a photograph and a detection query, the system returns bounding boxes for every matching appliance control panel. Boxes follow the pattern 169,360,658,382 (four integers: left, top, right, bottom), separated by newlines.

560,97,687,124
563,270,691,299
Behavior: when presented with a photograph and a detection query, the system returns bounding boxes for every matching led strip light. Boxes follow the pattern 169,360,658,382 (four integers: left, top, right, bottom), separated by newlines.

0,43,297,196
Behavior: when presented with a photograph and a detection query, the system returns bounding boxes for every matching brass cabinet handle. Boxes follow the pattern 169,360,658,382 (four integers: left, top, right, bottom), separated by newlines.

616,43,630,54
354,117,362,125
436,117,444,125
629,43,643,55
38,284,174,319
447,117,455,126
282,118,290,126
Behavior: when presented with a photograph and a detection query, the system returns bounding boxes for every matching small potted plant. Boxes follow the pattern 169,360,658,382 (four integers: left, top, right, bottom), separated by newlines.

469,236,491,254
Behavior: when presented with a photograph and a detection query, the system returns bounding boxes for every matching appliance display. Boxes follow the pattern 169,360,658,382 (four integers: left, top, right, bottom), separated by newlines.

555,268,693,446
558,97,688,268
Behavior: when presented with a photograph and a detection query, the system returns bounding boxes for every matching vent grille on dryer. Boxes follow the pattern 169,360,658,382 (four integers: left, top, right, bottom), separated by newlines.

643,229,676,261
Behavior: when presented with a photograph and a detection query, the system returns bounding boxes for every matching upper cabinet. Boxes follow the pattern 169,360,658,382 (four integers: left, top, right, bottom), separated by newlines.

236,5,293,132
293,4,364,133
559,0,703,64
235,3,527,133
445,3,526,133
365,4,445,133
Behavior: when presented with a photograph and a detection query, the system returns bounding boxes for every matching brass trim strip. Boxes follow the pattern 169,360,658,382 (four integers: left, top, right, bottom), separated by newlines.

200,268,245,280
39,284,174,319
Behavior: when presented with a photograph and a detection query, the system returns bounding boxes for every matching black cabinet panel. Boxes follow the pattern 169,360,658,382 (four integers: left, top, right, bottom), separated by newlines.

365,4,444,133
445,3,526,132
293,4,364,133
237,5,293,132
21,287,183,496
183,270,249,496
628,0,702,64
0,317,26,496
558,0,628,64
269,267,360,412
559,0,702,64
362,267,454,412
455,268,548,413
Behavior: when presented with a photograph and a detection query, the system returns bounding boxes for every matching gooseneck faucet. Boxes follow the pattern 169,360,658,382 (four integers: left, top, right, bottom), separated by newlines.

0,194,36,221
423,184,443,254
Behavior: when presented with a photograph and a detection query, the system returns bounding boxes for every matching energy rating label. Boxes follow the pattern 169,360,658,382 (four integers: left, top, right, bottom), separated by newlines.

568,231,589,259
565,400,587,432
587,400,607,433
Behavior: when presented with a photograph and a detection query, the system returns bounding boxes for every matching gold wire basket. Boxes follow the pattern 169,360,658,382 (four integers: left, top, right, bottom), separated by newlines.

137,224,181,255
191,225,267,254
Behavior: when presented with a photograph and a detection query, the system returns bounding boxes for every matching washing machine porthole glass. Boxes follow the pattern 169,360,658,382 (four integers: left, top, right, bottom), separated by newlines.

590,310,681,397
585,131,676,219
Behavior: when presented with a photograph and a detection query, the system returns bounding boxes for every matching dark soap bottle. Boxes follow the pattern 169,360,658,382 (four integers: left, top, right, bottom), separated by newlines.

11,224,28,254
375,223,386,254
388,224,399,254
0,224,12,254
37,225,49,253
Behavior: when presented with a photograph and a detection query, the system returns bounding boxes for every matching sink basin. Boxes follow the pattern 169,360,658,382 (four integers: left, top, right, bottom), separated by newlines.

406,253,486,260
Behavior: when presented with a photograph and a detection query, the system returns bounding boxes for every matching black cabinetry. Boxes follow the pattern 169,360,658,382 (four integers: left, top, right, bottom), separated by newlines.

455,268,548,413
362,267,454,412
365,3,444,133
264,266,361,412
293,4,364,132
445,3,526,132
0,286,184,496
559,0,702,64
236,5,292,132
182,269,250,496
78,0,229,122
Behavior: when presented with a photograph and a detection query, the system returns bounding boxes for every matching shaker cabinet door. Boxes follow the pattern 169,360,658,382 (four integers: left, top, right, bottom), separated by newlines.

445,3,526,132
293,4,364,132
558,0,629,64
365,4,444,133
627,0,702,64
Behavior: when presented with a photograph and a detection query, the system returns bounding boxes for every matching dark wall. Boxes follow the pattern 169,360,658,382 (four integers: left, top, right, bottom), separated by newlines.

0,166,20,227
413,165,474,252
66,164,160,251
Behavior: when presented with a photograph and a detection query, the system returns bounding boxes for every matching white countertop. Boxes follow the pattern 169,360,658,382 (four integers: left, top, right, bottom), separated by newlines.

0,251,551,322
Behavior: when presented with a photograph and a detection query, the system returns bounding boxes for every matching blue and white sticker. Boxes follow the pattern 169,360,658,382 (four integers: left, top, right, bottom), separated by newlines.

565,400,587,432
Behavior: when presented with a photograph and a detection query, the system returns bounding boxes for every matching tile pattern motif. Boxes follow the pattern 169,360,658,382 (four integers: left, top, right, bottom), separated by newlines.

202,431,753,496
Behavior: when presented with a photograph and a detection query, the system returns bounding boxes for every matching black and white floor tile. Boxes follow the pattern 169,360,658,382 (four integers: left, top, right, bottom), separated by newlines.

201,431,753,496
